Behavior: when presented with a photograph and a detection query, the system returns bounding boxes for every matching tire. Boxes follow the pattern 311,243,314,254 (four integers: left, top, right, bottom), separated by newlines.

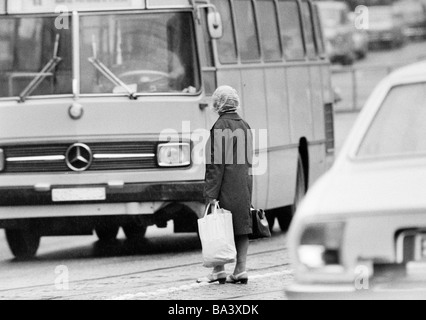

341,55,354,66
356,50,367,60
277,156,306,232
265,211,276,233
95,225,119,242
5,229,41,260
123,224,147,241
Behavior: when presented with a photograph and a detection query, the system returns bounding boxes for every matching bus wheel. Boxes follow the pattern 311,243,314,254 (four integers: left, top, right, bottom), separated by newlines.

5,229,40,260
95,225,119,243
265,211,276,233
278,156,306,232
123,224,147,241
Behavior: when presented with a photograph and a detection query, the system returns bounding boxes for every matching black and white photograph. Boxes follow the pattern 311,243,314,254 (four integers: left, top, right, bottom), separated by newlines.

0,0,425,304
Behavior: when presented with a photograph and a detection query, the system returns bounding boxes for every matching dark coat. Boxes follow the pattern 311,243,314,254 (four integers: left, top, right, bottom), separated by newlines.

204,112,253,236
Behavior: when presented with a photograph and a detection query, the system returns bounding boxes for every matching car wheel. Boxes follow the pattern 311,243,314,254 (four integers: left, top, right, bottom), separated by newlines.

5,229,41,260
342,55,355,66
95,225,119,242
277,156,306,232
123,224,147,241
356,50,367,60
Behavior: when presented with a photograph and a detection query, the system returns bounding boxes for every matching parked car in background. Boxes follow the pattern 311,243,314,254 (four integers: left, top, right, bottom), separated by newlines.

347,10,368,59
393,0,426,40
350,14,369,59
286,61,426,299
367,5,406,48
318,1,356,65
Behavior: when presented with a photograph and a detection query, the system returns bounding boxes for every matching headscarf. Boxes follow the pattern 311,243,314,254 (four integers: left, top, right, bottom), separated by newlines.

212,86,241,115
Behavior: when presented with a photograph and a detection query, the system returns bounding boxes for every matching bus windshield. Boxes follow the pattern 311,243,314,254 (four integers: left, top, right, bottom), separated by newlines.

80,12,200,95
0,16,73,99
0,11,200,99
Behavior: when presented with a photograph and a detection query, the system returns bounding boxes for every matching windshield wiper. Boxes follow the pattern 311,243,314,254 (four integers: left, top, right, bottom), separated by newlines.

88,57,137,100
88,36,137,100
19,34,62,103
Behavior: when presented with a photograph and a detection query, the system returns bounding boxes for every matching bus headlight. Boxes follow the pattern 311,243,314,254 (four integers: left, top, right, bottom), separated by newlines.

0,149,4,172
298,222,345,271
157,143,191,167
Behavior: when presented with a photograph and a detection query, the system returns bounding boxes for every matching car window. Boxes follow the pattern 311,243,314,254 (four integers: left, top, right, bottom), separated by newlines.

357,83,426,158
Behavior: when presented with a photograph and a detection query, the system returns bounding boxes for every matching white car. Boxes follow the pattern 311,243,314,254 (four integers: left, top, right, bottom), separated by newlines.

286,61,426,300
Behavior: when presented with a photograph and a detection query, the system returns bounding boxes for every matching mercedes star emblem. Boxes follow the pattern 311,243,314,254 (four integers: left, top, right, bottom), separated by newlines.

65,143,93,172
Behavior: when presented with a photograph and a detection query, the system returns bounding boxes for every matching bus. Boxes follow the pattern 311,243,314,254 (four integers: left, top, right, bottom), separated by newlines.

0,0,334,259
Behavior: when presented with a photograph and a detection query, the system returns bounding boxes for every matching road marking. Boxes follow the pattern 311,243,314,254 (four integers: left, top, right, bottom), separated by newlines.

109,270,293,300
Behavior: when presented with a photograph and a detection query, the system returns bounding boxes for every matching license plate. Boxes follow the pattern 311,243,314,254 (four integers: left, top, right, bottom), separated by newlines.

52,188,106,202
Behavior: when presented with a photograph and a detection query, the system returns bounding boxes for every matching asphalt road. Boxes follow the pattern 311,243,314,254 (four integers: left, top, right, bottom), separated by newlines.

0,41,424,300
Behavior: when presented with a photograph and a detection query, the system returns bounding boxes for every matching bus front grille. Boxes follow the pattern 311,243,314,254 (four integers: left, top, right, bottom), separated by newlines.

2,142,160,173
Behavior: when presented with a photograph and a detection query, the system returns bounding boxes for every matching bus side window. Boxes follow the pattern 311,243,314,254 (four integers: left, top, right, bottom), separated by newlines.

312,3,326,58
257,0,282,62
301,0,317,59
277,0,305,61
233,0,261,62
0,20,14,70
210,0,238,64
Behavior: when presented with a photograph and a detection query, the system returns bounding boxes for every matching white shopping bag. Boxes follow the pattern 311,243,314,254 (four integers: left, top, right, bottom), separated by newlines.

198,202,237,268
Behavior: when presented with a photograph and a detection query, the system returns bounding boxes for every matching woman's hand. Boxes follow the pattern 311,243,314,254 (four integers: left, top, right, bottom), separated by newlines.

209,199,218,206
205,199,218,214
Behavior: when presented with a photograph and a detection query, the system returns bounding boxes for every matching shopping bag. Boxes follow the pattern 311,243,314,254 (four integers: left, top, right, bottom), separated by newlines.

249,207,272,240
198,202,237,268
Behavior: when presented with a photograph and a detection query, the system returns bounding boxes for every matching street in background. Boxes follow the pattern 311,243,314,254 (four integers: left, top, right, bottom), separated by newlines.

318,1,357,65
367,5,406,48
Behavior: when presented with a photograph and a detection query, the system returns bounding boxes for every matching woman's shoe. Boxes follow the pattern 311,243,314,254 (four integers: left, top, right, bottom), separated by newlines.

226,272,249,285
196,272,227,284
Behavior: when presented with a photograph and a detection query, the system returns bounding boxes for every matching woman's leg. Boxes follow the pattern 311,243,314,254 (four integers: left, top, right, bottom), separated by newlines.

234,235,249,275
213,265,225,273
197,264,227,284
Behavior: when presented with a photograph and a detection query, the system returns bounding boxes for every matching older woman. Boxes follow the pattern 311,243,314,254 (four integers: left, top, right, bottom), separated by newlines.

197,86,253,285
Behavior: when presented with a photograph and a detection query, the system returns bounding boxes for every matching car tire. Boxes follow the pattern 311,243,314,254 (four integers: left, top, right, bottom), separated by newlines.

123,224,147,241
356,50,367,60
95,225,119,242
5,229,41,260
277,156,306,232
342,55,355,66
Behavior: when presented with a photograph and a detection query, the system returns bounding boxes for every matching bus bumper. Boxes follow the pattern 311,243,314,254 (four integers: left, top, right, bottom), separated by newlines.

0,181,205,220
